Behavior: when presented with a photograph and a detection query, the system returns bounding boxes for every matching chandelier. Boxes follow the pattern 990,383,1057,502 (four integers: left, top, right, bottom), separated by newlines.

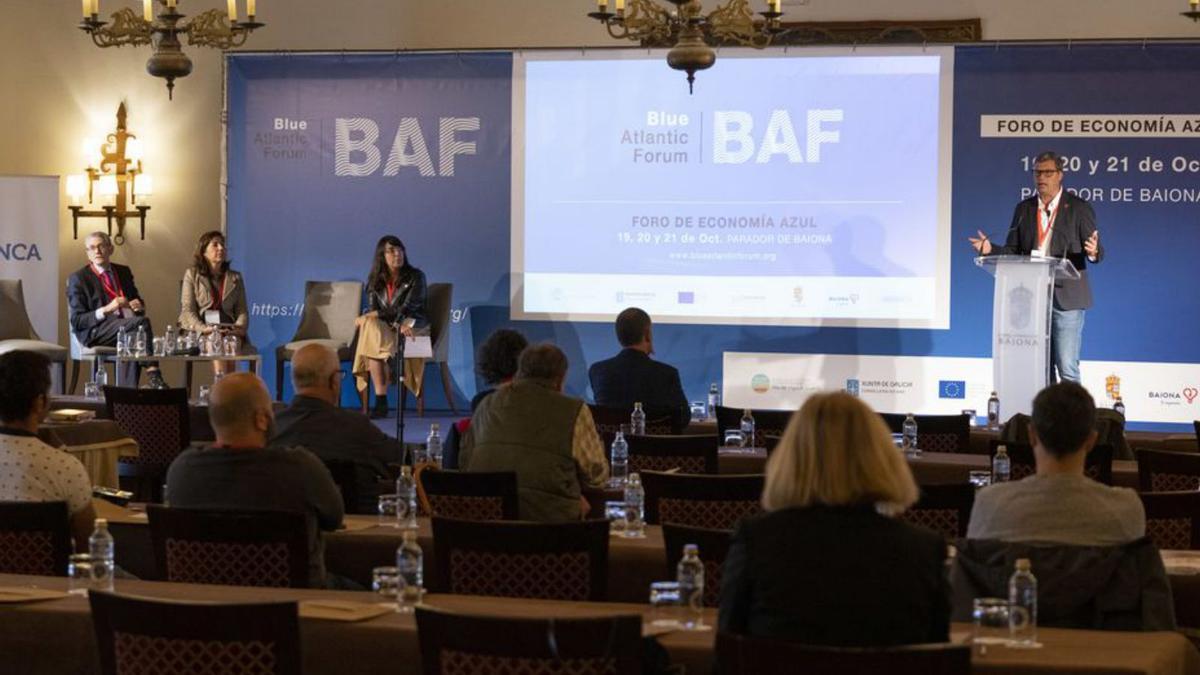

1186,0,1200,20
78,0,265,99
66,103,152,245
587,0,786,93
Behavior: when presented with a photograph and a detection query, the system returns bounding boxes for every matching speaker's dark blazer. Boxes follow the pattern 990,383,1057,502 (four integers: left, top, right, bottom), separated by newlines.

718,505,951,647
66,263,142,344
587,348,690,431
990,191,1104,310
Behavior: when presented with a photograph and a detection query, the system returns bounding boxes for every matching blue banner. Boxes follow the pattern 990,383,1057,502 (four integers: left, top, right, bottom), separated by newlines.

227,47,1200,424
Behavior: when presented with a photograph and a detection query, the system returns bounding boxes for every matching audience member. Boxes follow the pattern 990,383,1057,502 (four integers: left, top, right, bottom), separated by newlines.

66,231,165,388
471,328,528,412
967,381,1144,545
719,391,950,646
588,307,689,430
273,344,404,513
165,373,344,587
461,343,609,522
0,350,96,552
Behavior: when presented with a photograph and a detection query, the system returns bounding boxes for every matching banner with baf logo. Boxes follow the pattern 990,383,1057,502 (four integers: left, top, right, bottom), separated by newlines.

225,53,512,405
0,176,59,342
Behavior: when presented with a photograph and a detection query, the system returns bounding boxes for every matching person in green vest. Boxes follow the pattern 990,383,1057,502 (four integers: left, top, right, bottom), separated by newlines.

461,342,609,522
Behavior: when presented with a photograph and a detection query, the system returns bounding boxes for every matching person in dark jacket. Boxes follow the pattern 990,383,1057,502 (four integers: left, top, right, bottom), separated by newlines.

719,391,951,647
273,344,404,513
588,307,689,431
351,235,428,418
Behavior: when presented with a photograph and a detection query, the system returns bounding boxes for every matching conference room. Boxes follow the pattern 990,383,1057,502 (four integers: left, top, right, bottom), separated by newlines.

3,1,1200,673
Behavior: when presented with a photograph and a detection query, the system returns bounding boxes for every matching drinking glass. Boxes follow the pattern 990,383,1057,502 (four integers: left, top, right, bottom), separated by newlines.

371,566,401,606
972,598,1013,648
198,385,211,405
67,554,96,595
968,471,992,490
152,337,166,357
722,430,745,448
689,402,707,422
648,581,682,628
377,494,401,528
890,432,905,449
222,334,240,357
962,409,978,427
84,382,100,399
604,500,627,535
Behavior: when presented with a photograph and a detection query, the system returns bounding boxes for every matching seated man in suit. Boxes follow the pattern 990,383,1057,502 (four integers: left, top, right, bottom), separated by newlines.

66,231,165,388
165,372,344,588
967,381,1144,545
461,343,609,522
588,307,689,431
273,343,404,513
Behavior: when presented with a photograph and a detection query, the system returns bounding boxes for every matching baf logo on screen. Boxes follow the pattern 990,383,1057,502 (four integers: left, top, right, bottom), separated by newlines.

750,374,771,394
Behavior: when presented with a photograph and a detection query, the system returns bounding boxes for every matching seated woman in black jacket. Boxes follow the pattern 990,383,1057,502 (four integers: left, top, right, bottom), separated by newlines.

351,235,428,418
718,391,951,647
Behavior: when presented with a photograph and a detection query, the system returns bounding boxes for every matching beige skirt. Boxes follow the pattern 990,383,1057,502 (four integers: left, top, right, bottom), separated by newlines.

351,316,426,396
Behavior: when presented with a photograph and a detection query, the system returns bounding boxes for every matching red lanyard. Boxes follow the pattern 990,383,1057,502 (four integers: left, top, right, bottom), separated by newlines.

386,280,397,303
211,274,225,310
90,265,123,300
1037,198,1061,248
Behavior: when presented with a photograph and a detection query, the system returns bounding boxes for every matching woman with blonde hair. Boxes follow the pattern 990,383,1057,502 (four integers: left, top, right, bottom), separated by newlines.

718,391,950,646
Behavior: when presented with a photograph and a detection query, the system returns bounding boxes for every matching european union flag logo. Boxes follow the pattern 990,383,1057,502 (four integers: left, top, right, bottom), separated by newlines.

939,380,966,399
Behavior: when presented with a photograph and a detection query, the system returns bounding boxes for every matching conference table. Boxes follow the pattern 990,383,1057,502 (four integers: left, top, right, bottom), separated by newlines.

715,447,1143,488
49,395,286,444
95,503,1200,630
0,571,1194,675
36,420,138,489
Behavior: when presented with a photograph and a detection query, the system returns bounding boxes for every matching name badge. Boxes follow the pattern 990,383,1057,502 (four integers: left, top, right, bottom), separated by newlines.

1030,249,1045,259
204,310,221,325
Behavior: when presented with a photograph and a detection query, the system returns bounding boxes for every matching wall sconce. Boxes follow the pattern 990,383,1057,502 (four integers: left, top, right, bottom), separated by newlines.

67,102,152,245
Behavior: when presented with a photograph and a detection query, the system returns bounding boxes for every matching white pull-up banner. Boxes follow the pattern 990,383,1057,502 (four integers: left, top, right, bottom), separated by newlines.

0,175,60,342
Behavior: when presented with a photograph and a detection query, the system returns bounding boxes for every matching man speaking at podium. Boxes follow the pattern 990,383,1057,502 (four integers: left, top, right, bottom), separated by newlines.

968,151,1104,383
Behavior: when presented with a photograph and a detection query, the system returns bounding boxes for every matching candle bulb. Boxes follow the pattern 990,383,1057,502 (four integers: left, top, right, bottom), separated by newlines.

92,0,100,16
227,0,237,21
143,0,152,21
82,0,90,18
769,0,780,12
615,0,625,11
247,0,256,17
166,0,175,8
597,0,607,10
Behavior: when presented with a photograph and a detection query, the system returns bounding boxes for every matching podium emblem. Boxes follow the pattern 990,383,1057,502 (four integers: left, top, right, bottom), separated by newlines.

1007,286,1034,331
1105,374,1121,400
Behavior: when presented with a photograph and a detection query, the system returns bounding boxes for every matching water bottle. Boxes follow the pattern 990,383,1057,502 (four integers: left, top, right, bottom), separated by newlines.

707,383,720,420
116,325,128,357
396,530,423,613
609,428,629,488
740,409,755,448
677,543,705,629
89,518,115,591
902,413,919,455
395,466,418,529
426,424,443,468
164,323,177,354
1009,558,1038,647
1114,395,1126,418
94,366,108,389
623,472,645,538
630,402,646,436
992,444,1011,483
134,324,148,357
987,391,1001,430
